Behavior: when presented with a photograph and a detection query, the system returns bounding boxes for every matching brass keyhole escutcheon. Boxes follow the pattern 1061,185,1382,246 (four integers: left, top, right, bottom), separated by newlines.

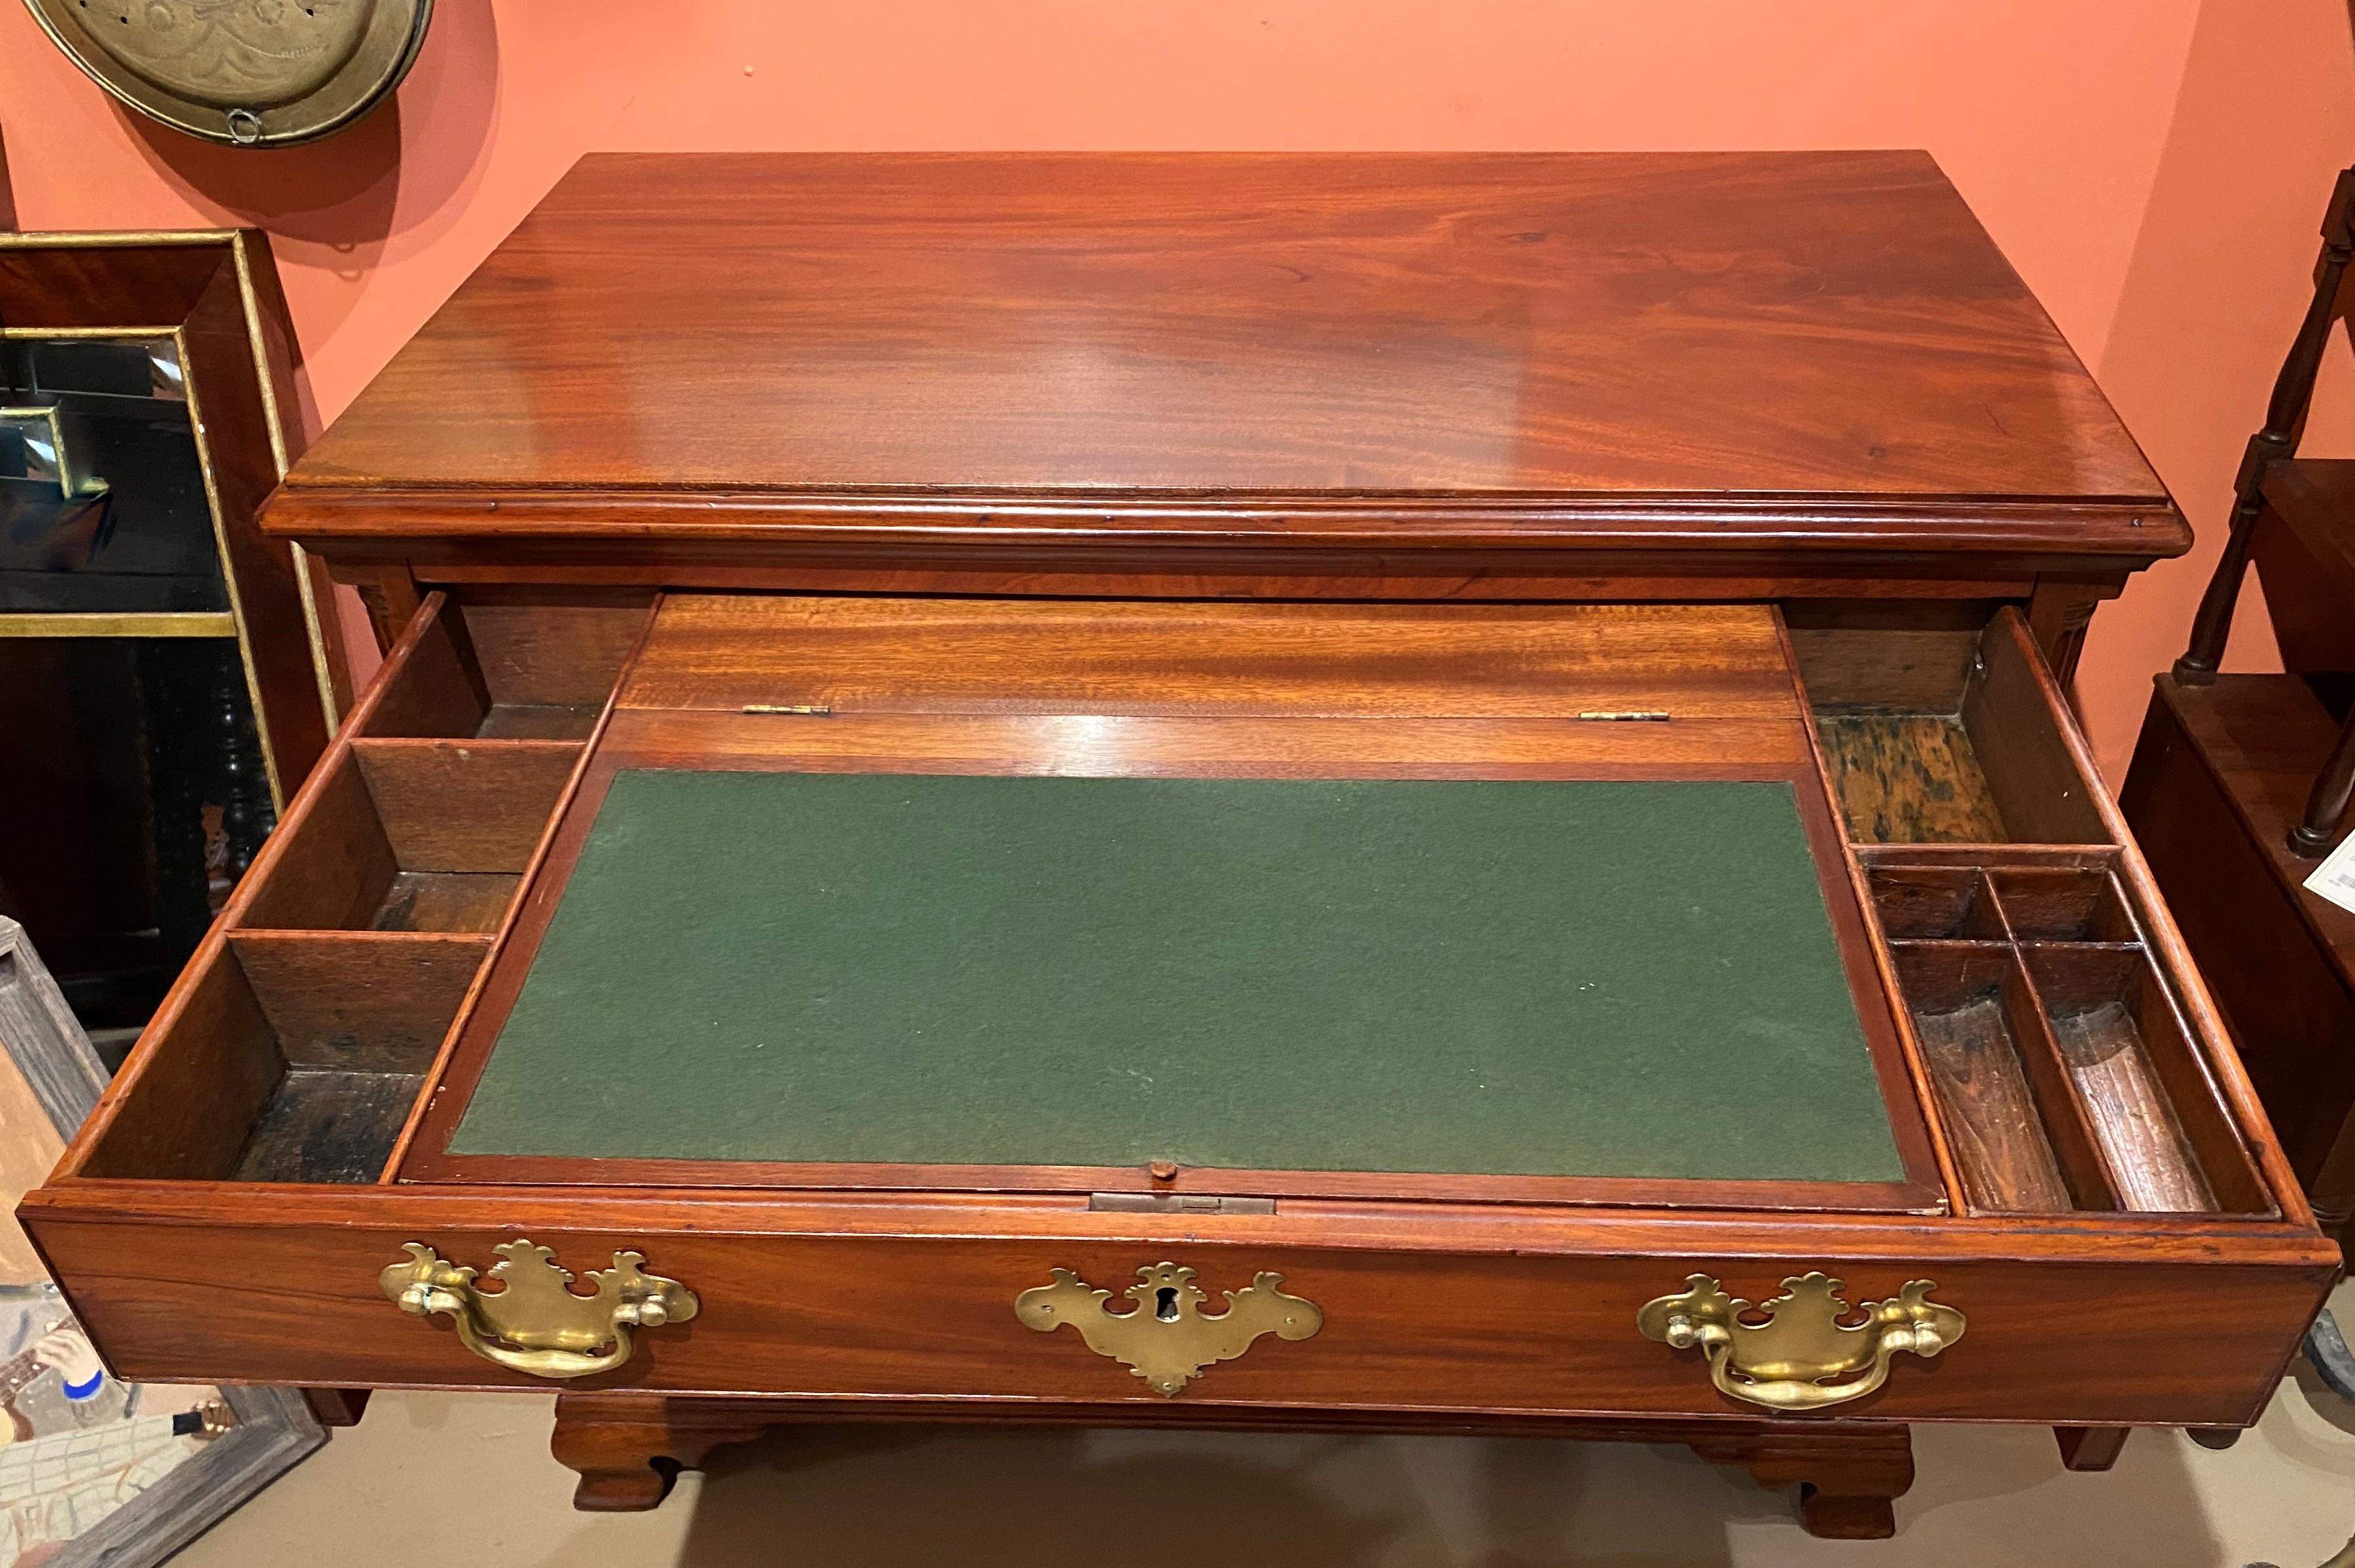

1017,1262,1323,1396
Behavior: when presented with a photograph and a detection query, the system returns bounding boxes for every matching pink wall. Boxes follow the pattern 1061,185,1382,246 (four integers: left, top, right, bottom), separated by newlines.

2081,0,2355,774
3,0,2348,776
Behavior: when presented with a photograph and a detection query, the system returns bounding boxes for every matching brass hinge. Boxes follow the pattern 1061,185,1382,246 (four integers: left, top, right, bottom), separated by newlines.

1088,1193,1276,1215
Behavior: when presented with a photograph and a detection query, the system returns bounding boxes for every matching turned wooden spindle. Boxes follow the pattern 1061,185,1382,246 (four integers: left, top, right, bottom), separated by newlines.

2294,710,2355,856
2176,166,2355,682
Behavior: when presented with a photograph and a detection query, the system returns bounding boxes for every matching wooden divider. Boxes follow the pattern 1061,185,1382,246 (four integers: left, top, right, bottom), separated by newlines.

70,591,648,1184
1864,851,2271,1218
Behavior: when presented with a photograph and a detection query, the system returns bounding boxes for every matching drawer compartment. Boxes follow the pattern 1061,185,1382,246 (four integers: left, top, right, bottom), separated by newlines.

1805,610,2109,845
1865,851,2269,1217
2023,944,2260,1214
22,594,2331,1443
238,741,577,933
75,932,484,1185
1803,611,2281,1224
1887,941,2108,1215
359,593,648,742
54,588,639,1189
235,593,612,935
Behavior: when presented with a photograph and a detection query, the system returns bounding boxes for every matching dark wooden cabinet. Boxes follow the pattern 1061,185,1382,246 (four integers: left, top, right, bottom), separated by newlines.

19,152,2330,1539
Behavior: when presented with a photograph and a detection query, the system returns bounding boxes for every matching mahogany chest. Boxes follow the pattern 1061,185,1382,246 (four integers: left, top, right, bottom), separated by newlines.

20,151,2333,1539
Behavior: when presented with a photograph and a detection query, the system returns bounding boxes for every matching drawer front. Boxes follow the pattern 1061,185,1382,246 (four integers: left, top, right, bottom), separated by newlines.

22,1188,2329,1428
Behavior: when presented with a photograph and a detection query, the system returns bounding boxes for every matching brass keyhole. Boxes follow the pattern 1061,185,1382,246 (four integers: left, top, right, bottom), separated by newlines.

1016,1264,1325,1398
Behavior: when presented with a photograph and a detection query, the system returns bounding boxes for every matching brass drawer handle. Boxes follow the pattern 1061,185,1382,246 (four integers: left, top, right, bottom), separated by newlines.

1637,1272,1963,1412
380,1240,700,1381
1017,1261,1322,1396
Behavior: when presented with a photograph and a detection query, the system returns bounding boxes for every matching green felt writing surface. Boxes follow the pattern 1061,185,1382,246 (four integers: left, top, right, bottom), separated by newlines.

450,770,1905,1184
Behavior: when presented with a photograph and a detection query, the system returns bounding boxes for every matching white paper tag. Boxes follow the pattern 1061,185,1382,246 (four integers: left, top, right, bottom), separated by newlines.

2303,832,2355,915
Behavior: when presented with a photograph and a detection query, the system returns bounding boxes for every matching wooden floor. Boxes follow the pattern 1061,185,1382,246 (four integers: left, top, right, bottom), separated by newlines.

173,1291,2355,1568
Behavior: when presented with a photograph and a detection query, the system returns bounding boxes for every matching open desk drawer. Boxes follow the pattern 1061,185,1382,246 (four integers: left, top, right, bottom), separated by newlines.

22,594,2333,1427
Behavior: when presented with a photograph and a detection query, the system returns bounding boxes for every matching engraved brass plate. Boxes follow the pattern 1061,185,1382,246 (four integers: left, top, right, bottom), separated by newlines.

1016,1262,1322,1396
381,1239,698,1381
24,0,434,146
1637,1272,1963,1412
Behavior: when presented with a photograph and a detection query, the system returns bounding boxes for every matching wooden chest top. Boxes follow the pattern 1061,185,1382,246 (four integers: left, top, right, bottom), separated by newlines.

264,151,2179,567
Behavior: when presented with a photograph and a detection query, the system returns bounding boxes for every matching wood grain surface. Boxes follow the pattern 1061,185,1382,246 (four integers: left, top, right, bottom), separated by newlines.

227,931,490,1074
2255,460,2355,674
284,151,2159,504
351,738,582,871
18,1178,2334,1429
264,152,2184,591
618,597,1799,719
1889,943,2076,1214
1819,715,2010,843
